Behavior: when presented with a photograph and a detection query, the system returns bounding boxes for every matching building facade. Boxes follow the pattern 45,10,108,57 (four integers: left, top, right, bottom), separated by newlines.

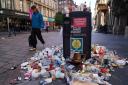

107,0,128,35
58,0,76,14
29,0,58,27
0,0,30,31
0,0,58,31
76,2,91,12
40,0,58,27
95,0,128,36
95,0,108,31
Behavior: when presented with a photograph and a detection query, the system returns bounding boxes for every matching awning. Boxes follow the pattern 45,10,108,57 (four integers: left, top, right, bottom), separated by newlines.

43,16,48,21
48,18,55,22
0,8,29,19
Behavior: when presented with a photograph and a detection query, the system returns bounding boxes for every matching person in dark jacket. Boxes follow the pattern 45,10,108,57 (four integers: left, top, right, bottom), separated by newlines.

8,19,16,37
30,5,45,51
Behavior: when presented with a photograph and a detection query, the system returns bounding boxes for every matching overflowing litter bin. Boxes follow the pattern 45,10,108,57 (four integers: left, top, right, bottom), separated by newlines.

63,11,92,59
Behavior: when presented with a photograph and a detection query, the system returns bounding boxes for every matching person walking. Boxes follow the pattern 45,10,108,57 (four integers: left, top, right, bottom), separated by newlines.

29,5,45,51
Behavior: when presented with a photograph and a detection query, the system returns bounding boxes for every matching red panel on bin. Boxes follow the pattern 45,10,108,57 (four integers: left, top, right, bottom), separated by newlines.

73,18,87,28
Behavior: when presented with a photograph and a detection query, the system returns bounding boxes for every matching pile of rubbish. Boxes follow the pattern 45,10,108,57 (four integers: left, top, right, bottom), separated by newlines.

19,44,128,85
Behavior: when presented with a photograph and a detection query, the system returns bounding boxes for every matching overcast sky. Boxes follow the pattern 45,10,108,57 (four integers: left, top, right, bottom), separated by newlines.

73,0,96,16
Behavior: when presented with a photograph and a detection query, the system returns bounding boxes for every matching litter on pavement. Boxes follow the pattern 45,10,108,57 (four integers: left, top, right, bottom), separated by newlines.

19,44,128,85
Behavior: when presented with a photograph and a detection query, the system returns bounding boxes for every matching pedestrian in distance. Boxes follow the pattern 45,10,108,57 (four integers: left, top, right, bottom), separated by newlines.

8,19,16,37
29,5,45,51
45,24,49,33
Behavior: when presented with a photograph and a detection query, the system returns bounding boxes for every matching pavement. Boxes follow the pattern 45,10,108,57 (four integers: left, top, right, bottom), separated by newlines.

92,32,128,85
0,32,62,85
0,31,128,85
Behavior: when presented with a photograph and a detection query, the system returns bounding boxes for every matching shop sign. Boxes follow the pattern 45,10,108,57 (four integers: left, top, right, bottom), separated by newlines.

15,12,29,16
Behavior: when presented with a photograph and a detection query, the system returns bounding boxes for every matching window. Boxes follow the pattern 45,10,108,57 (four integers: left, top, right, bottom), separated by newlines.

46,9,48,17
11,0,15,10
20,0,23,11
41,0,45,3
0,0,15,10
1,0,6,8
6,0,11,9
49,0,52,6
50,11,53,17
46,0,48,5
38,5,42,12
52,0,53,7
41,7,43,14
43,8,46,16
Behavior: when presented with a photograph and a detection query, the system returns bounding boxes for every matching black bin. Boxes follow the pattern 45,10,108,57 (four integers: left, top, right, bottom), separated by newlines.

63,11,92,59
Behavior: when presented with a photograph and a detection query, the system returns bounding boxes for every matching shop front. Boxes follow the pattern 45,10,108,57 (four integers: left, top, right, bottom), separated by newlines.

43,16,48,28
42,16,55,30
48,17,55,30
0,9,30,32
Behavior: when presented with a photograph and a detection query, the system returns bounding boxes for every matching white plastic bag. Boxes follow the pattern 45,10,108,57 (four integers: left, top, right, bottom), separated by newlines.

59,26,63,36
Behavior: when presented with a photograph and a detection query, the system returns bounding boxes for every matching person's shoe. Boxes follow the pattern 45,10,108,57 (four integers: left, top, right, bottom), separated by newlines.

29,48,36,51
